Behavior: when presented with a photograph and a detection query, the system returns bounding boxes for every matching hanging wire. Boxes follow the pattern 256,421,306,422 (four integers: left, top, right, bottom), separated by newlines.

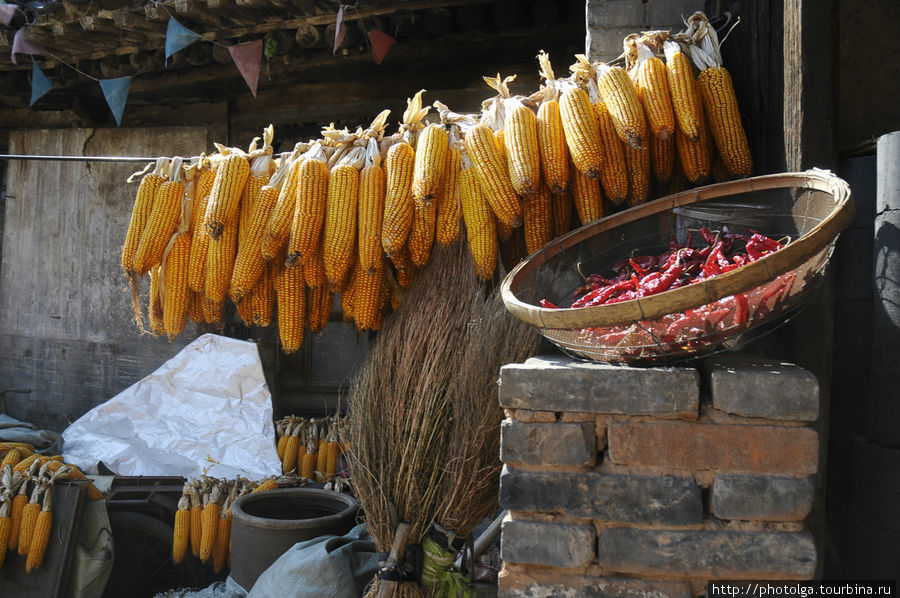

0,154,159,163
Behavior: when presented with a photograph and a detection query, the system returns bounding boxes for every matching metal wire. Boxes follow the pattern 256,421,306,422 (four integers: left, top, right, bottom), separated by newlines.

0,154,158,163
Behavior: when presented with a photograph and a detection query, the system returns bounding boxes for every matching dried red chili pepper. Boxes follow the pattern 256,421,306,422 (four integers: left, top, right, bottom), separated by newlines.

540,299,558,309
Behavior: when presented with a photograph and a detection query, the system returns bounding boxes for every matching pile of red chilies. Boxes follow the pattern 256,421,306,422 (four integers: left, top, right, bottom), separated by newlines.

541,227,786,311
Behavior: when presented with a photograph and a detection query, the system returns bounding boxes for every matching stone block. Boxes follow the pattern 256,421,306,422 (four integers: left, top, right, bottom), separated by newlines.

501,519,596,568
711,475,815,521
705,354,819,421
500,467,702,524
596,528,817,578
499,356,699,419
646,0,698,31
607,422,819,475
498,567,694,598
587,26,639,62
501,420,597,467
586,0,645,29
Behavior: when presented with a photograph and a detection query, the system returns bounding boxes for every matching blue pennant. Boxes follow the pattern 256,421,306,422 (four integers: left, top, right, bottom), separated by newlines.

165,17,202,67
30,62,52,106
99,76,132,127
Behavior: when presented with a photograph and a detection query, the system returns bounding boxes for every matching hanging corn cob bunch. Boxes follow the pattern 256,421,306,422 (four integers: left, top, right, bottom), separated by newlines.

534,51,571,195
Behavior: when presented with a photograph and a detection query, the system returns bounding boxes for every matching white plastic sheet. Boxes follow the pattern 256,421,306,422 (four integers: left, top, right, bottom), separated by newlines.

63,334,281,480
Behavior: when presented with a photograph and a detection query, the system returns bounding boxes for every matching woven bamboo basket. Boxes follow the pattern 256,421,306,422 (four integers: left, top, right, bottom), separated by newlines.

501,169,855,364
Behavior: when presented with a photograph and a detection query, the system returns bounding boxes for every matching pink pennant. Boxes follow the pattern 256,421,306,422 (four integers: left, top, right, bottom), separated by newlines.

11,28,48,65
228,39,263,97
333,7,345,55
367,29,394,65
0,5,17,27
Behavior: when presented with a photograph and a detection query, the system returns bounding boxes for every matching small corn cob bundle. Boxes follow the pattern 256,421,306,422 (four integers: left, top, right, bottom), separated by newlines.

664,40,704,141
205,220,238,303
688,13,752,177
551,189,573,238
592,100,630,205
276,263,306,354
459,162,498,280
535,51,571,194
172,493,191,564
629,38,676,140
650,131,676,184
188,290,204,323
286,153,329,268
352,262,385,332
623,144,651,206
231,161,287,302
675,115,711,184
9,477,28,551
523,181,553,255
204,150,250,241
199,484,221,564
303,248,326,289
1,448,22,469
412,123,449,206
571,167,604,226
122,157,168,274
213,485,236,573
189,484,202,559
301,435,317,480
17,482,42,556
382,91,428,257
163,233,191,342
149,265,165,337
262,152,305,261
595,61,646,150
25,484,52,573
558,74,604,180
357,139,387,274
252,478,278,493
323,161,361,290
0,494,10,568
435,144,462,245
308,286,333,334
251,262,276,327
465,124,522,227
133,160,187,276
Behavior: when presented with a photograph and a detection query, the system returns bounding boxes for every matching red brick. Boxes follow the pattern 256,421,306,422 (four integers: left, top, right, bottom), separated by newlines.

607,422,818,475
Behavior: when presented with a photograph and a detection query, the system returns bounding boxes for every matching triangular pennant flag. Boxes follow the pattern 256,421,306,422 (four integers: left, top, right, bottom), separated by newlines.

30,62,52,106
367,29,394,65
333,7,345,55
11,29,48,65
0,5,17,27
99,76,132,127
165,17,202,67
228,40,262,97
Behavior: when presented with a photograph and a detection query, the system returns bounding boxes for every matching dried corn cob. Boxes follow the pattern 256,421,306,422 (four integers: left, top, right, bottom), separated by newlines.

308,286,333,334
664,40,703,142
351,262,385,332
122,157,168,274
412,123,448,206
251,262,276,327
18,482,41,556
172,493,190,564
465,124,522,228
551,189,573,238
303,248,326,289
0,494,10,569
535,51,571,194
276,263,306,354
623,144,650,206
571,167,603,226
504,102,541,198
199,484,220,563
381,141,416,257
133,160,186,276
262,153,305,260
204,151,250,240
459,163,498,280
213,485,236,573
595,61,646,149
286,155,329,268
435,146,462,245
9,477,28,551
630,38,676,140
25,484,51,573
592,100,630,205
189,484,202,558
149,265,165,337
559,83,604,180
162,232,191,341
650,131,675,184
323,162,361,290
205,220,238,303
358,138,387,274
523,181,552,255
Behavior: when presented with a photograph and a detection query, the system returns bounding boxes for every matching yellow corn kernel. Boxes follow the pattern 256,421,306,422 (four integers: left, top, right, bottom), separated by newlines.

149,265,165,337
263,158,304,261
9,490,27,551
412,124,448,206
172,497,190,565
523,182,552,255
459,167,498,280
551,189,573,238
650,131,675,184
665,41,703,141
593,101,630,205
238,174,268,247
408,199,436,268
163,233,191,342
559,86,604,179
25,491,52,573
697,66,752,177
133,180,185,276
632,54,676,140
199,496,219,564
623,144,650,207
287,158,329,268
231,185,280,303
205,222,238,303
275,263,306,354
536,99,571,194
571,167,604,226
303,248,326,289
357,164,386,274
435,147,461,246
121,170,164,274
188,289,204,323
323,165,360,290
205,153,250,240
381,142,415,257
17,496,39,556
352,262,385,332
251,262,276,327
465,124,522,228
505,104,541,197
596,65,646,149
308,286,333,334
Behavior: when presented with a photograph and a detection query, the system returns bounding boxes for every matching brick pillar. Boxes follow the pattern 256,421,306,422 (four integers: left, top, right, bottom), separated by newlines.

497,353,820,597
586,0,703,62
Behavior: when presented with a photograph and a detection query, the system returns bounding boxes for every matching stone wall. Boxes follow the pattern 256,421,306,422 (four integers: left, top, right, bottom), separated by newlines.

497,353,820,597
586,0,702,62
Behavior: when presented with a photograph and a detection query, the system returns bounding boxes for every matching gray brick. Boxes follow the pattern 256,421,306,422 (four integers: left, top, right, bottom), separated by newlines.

500,467,702,525
645,0,698,32
711,475,815,521
597,528,816,578
586,0,645,28
501,519,595,568
499,356,699,419
705,354,819,421
501,420,596,467
499,571,693,598
587,26,638,62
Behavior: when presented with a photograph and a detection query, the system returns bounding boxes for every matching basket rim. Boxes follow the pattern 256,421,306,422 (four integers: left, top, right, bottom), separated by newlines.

501,169,855,329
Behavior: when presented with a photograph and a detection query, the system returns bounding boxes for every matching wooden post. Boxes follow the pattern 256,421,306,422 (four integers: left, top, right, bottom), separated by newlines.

377,522,412,598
